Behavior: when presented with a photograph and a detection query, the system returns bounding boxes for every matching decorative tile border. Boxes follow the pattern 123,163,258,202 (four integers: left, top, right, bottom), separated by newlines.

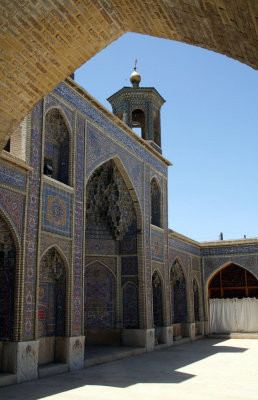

73,114,85,335
201,244,258,256
169,237,201,256
24,101,42,339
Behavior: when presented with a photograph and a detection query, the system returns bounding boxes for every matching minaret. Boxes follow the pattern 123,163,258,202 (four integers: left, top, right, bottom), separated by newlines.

107,62,165,154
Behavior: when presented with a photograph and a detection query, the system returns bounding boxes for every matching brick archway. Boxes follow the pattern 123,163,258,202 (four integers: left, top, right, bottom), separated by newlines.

0,0,257,149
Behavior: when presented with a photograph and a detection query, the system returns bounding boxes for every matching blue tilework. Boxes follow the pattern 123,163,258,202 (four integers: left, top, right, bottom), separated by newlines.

73,115,85,334
42,184,71,237
0,164,26,190
201,244,258,256
45,94,74,133
24,101,42,339
144,165,152,327
86,123,143,205
84,262,115,328
203,255,258,282
54,83,167,175
121,256,138,275
0,189,25,241
169,237,201,256
151,230,164,262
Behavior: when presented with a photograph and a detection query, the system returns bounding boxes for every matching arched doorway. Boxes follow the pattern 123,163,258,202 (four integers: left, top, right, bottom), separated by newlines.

84,159,140,345
38,247,67,365
84,262,116,344
193,279,200,322
170,259,187,340
208,263,258,333
0,215,16,342
152,271,163,333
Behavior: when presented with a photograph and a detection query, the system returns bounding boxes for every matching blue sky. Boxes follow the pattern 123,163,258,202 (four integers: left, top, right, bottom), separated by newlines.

75,33,258,242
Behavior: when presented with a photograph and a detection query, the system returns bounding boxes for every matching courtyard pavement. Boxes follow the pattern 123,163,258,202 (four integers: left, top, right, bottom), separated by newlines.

0,338,258,400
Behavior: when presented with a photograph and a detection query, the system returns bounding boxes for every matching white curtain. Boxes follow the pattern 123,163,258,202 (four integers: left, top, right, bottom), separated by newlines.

209,298,258,333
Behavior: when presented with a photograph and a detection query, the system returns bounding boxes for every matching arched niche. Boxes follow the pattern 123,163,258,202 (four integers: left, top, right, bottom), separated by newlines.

208,263,258,299
152,271,163,328
193,278,200,322
170,259,187,324
131,108,146,139
85,158,141,345
150,178,161,228
0,214,17,341
38,247,67,365
84,262,115,330
44,108,71,186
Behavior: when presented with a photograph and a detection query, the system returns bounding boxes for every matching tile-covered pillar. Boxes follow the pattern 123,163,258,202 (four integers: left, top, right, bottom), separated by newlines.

23,101,43,340
72,114,85,336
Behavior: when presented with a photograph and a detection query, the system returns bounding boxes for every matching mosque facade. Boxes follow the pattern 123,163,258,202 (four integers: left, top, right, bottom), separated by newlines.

0,68,257,385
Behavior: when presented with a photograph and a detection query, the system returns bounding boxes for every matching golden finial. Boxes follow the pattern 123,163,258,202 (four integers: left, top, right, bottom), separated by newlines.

130,60,141,88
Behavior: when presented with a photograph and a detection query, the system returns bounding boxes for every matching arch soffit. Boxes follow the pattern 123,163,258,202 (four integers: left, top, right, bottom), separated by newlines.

206,261,258,289
84,259,116,279
44,106,73,139
150,175,162,193
85,155,143,229
40,245,70,273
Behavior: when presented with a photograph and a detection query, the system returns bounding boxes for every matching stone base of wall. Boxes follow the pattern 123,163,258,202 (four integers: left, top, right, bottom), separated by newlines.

122,328,155,351
155,326,173,345
195,321,205,336
181,323,195,339
2,340,39,383
65,336,85,370
204,320,210,335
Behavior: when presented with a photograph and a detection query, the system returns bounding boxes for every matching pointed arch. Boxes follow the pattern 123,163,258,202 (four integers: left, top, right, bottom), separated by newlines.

193,278,200,322
170,258,187,324
38,246,67,338
0,211,19,341
208,262,258,299
150,177,162,228
84,261,115,329
44,107,72,186
86,155,142,231
152,270,163,327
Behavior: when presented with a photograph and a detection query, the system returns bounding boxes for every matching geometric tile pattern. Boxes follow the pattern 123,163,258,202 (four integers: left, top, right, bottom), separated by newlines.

0,164,26,190
84,262,115,329
42,184,71,237
0,188,25,241
151,230,164,261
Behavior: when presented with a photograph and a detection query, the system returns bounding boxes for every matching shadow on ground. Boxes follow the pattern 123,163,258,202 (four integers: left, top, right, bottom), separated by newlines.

0,338,248,400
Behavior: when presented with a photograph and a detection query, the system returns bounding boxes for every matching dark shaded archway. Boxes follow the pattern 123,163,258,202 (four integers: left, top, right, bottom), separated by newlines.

0,215,16,341
208,263,258,299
